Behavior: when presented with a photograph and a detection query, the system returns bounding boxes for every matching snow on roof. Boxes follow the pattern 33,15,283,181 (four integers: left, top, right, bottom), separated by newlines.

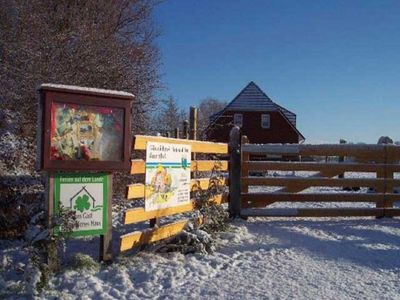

38,83,135,98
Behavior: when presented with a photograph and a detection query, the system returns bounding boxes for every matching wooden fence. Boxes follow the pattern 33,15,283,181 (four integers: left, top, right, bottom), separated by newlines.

118,128,400,253
120,135,229,252
229,127,400,218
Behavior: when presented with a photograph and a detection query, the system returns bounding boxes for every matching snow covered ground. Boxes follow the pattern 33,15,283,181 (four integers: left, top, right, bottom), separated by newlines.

1,171,400,299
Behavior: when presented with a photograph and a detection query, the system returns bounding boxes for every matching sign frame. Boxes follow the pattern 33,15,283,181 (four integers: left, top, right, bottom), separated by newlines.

53,172,109,237
37,84,134,172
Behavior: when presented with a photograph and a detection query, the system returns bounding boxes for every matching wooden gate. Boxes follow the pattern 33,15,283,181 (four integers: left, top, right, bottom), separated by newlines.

229,127,400,218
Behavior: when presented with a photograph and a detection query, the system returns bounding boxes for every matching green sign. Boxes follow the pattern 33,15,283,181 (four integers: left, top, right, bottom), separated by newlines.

54,173,108,237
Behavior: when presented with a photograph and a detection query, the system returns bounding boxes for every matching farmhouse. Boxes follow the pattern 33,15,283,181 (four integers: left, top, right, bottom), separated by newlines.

205,82,305,144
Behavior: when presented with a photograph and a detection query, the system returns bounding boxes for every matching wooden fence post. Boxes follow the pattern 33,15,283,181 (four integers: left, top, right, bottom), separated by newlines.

376,145,391,217
338,139,346,179
241,135,250,198
99,174,113,262
382,145,394,216
189,107,198,141
183,120,189,139
229,126,241,218
174,127,180,139
189,107,198,164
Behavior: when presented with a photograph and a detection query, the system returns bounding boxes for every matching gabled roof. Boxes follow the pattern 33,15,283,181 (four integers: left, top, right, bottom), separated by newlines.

206,81,305,142
223,81,296,126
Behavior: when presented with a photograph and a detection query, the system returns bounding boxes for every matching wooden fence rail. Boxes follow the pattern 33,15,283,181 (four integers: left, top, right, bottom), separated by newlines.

120,135,229,252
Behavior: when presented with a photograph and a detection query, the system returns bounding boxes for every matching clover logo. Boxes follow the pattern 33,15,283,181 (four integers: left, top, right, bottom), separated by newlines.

74,194,91,213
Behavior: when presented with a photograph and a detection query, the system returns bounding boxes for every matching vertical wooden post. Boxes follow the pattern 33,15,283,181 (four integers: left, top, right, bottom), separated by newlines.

145,215,160,251
375,145,388,217
100,174,113,262
174,127,180,139
183,120,189,139
149,218,160,228
45,172,59,271
166,132,171,138
189,107,198,165
229,126,241,218
241,135,250,195
383,145,395,216
189,107,198,141
45,173,54,235
338,139,346,179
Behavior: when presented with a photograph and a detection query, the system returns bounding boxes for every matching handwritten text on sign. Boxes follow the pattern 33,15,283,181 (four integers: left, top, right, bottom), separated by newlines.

145,142,191,211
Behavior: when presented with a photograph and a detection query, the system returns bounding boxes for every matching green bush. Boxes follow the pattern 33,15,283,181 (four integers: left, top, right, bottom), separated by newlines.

70,253,100,272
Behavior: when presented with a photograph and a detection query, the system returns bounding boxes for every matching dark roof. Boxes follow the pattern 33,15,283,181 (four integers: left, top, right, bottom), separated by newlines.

223,81,296,126
207,81,305,142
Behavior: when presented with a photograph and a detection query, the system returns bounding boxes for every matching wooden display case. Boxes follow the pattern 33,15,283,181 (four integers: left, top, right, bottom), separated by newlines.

37,84,134,171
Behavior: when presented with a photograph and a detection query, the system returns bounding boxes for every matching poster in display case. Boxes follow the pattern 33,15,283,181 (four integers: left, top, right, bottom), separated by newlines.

37,84,134,171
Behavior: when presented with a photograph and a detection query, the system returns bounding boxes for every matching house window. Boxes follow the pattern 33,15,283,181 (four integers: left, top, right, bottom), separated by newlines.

233,114,243,127
261,114,270,128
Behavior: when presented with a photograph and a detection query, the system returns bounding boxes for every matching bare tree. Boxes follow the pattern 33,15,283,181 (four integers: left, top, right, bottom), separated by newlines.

0,0,161,135
154,96,186,135
197,98,227,139
0,0,162,174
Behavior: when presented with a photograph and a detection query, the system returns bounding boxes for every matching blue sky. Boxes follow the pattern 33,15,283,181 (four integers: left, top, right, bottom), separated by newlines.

154,0,400,143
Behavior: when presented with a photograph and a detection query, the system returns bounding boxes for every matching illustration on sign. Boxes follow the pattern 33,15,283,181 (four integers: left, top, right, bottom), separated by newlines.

54,173,108,236
50,102,124,162
145,142,191,211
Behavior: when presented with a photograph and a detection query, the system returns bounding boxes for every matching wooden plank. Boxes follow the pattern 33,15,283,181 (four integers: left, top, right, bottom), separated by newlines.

191,160,229,172
299,145,386,158
277,169,342,193
133,135,228,154
241,192,400,205
242,144,386,159
383,208,400,217
120,219,189,252
124,193,228,224
245,161,400,173
131,159,229,174
126,178,228,200
190,178,228,192
386,145,400,160
242,144,300,155
126,183,145,199
130,159,145,174
243,177,400,189
241,208,386,218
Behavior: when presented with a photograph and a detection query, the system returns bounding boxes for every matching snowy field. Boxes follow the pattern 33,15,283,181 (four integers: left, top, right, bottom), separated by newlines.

1,171,400,299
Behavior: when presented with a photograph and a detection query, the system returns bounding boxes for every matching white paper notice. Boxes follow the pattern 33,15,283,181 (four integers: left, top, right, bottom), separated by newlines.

145,142,191,211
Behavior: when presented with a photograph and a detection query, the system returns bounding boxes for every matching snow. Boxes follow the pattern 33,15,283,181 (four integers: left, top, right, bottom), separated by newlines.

1,171,400,299
38,84,135,98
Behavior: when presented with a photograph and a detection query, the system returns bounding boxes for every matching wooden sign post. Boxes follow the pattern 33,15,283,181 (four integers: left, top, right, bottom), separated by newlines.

37,84,134,263
100,174,113,261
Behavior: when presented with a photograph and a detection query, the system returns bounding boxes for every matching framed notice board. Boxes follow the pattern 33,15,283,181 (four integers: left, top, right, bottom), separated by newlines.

37,84,134,171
